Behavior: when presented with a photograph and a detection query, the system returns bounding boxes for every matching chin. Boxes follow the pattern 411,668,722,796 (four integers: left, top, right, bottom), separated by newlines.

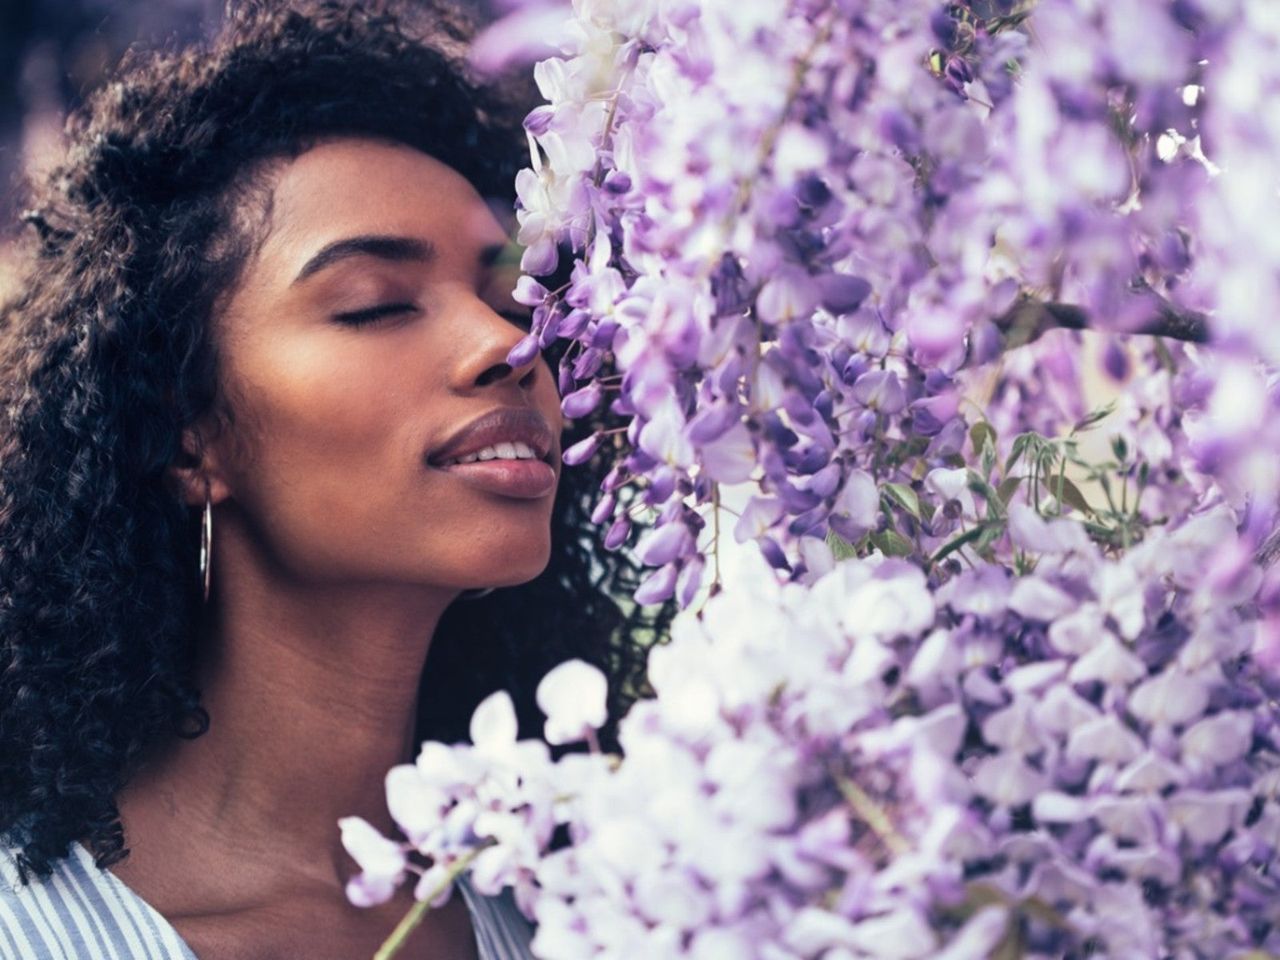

462,532,553,587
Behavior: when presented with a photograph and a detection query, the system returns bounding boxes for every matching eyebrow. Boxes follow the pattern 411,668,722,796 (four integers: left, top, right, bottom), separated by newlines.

292,235,437,285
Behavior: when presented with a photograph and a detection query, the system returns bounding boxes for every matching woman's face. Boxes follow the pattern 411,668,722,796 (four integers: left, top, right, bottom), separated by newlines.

202,138,562,593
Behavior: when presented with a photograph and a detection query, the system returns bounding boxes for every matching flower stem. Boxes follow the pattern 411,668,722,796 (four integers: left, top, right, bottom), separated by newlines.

833,772,910,858
374,843,493,960
711,483,723,592
584,68,635,250
718,1,838,248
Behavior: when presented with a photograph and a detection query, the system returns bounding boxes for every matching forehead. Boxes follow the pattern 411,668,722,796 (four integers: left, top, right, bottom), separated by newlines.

256,138,508,272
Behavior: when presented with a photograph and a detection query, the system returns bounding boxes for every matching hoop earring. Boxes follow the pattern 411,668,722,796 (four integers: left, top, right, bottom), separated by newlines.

199,490,213,604
460,587,494,600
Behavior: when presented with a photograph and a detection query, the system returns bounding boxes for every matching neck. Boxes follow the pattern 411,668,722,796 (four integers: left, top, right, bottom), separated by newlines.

116,516,458,897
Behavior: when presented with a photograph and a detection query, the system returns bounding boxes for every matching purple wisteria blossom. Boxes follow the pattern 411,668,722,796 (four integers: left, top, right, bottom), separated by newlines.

487,0,1277,597
353,517,1280,957
349,0,1280,956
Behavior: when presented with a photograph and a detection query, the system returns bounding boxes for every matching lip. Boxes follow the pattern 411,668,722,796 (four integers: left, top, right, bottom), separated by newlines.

427,407,556,467
426,408,558,499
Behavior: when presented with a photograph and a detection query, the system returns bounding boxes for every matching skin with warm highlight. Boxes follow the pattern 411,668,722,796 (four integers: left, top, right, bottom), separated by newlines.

197,142,560,593
108,139,560,959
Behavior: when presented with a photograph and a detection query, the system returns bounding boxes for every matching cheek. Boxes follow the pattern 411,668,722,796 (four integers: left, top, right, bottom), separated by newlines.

251,342,408,454
214,333,556,586
219,336,424,531
536,356,566,428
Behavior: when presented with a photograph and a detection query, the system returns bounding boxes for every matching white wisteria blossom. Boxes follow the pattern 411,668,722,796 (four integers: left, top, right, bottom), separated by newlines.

343,0,1280,956
535,659,609,746
351,512,1280,957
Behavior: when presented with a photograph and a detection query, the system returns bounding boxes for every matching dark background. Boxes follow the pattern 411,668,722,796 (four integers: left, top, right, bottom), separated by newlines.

0,0,501,233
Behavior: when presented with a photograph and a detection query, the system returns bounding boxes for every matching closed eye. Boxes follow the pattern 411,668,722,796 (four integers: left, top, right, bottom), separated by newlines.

333,302,418,327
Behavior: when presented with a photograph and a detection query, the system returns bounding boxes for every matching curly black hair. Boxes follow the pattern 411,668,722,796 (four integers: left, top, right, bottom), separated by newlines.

0,0,672,882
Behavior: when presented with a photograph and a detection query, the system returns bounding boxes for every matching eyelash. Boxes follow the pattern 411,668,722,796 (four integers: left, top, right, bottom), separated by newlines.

333,302,418,327
333,304,533,330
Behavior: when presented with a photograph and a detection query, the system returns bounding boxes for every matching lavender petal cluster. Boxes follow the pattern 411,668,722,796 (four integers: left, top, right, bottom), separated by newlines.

492,0,1280,597
338,1,1280,957
349,505,1280,957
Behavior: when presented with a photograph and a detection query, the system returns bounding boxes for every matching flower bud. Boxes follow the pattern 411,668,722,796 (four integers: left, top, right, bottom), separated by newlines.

522,105,555,136
561,381,603,419
817,272,872,314
537,309,562,347
676,555,705,609
590,493,616,526
506,334,541,369
590,319,620,350
759,537,792,572
572,347,604,380
604,515,631,551
558,365,576,396
559,308,591,339
645,466,678,505
602,169,632,194
513,276,549,306
636,522,693,567
634,562,678,605
562,433,600,466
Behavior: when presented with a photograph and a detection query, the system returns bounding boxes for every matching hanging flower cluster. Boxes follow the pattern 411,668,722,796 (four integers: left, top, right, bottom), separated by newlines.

497,0,1279,601
347,506,1280,957
340,0,1280,956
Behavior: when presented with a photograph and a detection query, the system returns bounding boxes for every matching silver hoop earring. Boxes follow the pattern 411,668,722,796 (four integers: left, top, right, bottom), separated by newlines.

460,587,494,601
199,491,213,604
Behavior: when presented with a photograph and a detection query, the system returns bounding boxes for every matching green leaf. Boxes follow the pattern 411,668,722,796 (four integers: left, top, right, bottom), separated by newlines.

975,521,1006,553
882,482,922,520
1073,399,1116,433
1110,434,1129,462
982,441,997,478
826,531,860,561
1049,475,1093,516
929,525,985,566
996,475,1024,505
1004,433,1031,474
970,420,997,458
967,470,1006,521
870,529,915,557
885,435,930,468
1037,443,1058,471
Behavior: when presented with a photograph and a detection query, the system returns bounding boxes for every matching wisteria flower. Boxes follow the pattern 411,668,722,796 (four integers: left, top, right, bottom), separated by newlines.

536,659,609,747
351,1,1280,956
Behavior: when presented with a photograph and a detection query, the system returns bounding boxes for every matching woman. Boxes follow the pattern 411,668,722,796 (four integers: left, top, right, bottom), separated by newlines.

0,3,669,957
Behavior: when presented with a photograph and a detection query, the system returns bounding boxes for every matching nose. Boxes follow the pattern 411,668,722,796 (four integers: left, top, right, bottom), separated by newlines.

450,295,541,395
476,355,538,390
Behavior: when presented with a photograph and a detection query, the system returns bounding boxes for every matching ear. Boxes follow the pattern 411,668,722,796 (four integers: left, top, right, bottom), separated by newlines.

168,420,233,508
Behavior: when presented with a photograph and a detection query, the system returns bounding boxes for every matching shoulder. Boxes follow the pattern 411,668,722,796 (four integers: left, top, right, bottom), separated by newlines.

0,841,194,960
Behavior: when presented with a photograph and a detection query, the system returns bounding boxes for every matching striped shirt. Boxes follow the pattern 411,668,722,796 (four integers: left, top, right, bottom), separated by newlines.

0,842,535,959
